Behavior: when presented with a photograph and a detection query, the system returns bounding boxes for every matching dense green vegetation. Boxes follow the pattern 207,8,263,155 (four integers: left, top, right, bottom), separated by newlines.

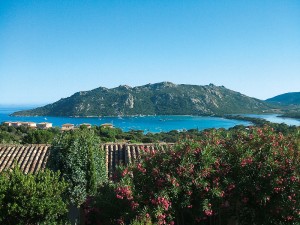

86,126,300,225
1,116,299,145
0,120,299,224
0,124,60,144
280,109,300,119
49,129,107,207
266,92,300,105
12,82,273,117
265,92,300,119
0,123,183,144
0,166,68,225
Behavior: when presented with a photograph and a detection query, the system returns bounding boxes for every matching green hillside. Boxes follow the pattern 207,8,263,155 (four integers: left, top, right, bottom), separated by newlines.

12,82,273,117
266,92,300,105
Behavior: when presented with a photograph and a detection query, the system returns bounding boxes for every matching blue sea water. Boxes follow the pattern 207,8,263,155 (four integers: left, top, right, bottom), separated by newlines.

0,106,299,133
243,114,300,126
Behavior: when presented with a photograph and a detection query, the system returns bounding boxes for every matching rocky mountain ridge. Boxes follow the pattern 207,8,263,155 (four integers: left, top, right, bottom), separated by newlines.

12,82,273,117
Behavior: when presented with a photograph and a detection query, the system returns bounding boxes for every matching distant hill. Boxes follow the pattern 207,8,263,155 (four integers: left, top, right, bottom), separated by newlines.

12,82,273,117
266,92,300,105
281,112,300,119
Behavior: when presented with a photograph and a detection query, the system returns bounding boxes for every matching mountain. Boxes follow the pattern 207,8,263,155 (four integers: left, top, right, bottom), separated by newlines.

265,92,300,119
266,92,300,105
12,82,273,117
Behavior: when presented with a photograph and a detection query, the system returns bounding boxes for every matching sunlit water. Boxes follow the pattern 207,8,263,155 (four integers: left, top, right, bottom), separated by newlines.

0,106,299,133
243,114,300,126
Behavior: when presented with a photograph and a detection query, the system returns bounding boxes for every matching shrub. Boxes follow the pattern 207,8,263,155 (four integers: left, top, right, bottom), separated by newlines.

0,166,68,225
87,126,300,225
50,129,107,207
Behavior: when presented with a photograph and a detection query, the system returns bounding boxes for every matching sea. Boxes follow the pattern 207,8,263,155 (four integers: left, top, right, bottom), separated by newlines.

0,106,299,133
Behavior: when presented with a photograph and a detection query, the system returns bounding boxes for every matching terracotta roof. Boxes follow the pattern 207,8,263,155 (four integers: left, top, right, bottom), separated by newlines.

100,123,113,127
101,143,172,178
0,143,172,177
62,123,74,126
0,145,50,174
38,122,52,125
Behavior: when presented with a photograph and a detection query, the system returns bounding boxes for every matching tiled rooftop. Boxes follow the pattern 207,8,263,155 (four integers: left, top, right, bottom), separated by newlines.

0,143,172,177
0,145,51,174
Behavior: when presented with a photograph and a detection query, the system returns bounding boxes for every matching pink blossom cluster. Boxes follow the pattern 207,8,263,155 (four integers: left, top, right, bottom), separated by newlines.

240,157,253,167
115,186,133,200
151,196,171,211
136,163,146,173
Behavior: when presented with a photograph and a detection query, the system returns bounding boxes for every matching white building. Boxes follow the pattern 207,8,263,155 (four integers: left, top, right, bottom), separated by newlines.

37,122,52,129
11,122,22,127
3,122,12,126
61,123,75,131
21,122,37,128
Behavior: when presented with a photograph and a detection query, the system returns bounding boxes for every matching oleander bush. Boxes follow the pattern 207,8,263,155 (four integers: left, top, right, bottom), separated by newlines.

86,126,300,225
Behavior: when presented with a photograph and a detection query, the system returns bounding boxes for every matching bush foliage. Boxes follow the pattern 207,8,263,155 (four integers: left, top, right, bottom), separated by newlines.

87,126,300,225
50,128,107,206
0,166,68,225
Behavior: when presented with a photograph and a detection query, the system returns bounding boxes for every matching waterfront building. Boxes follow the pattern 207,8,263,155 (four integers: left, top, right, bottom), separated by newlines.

21,122,37,128
11,122,22,127
100,123,114,128
3,122,12,126
61,123,75,131
37,122,53,129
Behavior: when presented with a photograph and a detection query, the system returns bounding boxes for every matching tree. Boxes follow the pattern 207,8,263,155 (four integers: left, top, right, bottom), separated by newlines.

50,129,107,207
23,128,60,144
0,166,68,225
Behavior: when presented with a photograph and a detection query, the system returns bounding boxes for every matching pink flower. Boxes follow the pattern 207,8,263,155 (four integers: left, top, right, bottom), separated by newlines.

228,183,235,191
115,186,133,200
290,176,297,182
116,194,123,199
157,214,166,225
204,209,213,216
137,163,146,173
241,157,253,167
286,216,294,221
273,187,281,193
130,201,139,210
122,168,129,177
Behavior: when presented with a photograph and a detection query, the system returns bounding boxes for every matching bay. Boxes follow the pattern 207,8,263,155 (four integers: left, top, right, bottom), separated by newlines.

242,114,300,126
0,106,299,133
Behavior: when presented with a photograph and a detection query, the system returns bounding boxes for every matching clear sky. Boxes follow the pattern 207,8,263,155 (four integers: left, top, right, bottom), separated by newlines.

0,0,299,105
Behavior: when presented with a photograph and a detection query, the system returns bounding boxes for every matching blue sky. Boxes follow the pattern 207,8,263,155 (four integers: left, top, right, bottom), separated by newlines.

0,0,299,105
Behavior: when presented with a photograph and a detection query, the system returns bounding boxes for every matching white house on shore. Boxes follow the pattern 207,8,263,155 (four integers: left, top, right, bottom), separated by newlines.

61,123,75,131
22,122,37,128
100,123,114,128
3,122,12,126
11,122,22,127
